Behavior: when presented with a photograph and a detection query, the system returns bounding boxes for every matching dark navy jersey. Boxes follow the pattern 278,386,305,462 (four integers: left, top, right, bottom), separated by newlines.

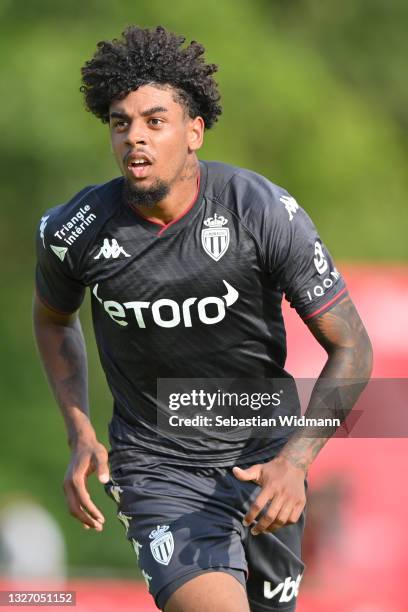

35,161,347,466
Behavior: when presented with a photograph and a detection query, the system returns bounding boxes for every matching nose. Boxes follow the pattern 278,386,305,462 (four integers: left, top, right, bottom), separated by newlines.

124,119,148,146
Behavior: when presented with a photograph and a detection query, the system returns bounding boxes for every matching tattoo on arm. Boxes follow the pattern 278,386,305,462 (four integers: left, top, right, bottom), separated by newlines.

33,297,93,446
55,323,88,411
280,296,373,472
39,316,90,436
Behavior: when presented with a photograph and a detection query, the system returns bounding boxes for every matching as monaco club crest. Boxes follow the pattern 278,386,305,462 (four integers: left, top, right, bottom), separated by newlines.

149,525,174,565
201,213,230,261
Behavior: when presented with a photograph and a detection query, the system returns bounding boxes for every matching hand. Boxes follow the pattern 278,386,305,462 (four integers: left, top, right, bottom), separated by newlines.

63,436,110,531
232,456,306,535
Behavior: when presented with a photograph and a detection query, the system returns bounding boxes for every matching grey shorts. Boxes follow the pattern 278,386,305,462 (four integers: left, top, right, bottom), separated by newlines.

105,450,305,611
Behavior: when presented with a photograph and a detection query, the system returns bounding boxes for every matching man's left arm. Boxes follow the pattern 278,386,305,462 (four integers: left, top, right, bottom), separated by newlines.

233,295,373,535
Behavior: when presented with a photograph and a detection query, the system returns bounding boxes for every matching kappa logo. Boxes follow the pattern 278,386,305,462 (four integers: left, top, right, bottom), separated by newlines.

110,483,123,504
279,195,299,222
149,525,174,566
264,574,303,602
202,213,230,261
50,245,68,262
94,238,131,260
142,569,152,587
117,512,132,533
131,538,143,560
39,215,50,248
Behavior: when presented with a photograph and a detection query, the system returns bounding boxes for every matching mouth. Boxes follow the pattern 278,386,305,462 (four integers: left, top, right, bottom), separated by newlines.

125,152,153,180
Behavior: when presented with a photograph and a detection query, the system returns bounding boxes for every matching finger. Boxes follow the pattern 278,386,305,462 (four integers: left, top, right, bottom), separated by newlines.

232,465,262,484
64,470,105,523
265,504,293,535
251,496,285,535
73,476,106,524
79,505,104,531
243,489,273,527
288,503,304,525
95,449,110,484
64,482,103,530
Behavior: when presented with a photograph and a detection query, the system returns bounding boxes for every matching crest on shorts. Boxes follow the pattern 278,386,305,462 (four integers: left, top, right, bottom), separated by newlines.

149,525,174,565
201,214,230,261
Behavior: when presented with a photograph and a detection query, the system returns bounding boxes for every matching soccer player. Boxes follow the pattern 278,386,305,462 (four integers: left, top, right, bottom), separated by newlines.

33,26,372,612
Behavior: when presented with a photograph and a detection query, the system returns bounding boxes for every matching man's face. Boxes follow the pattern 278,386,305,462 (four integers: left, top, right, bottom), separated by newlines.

109,84,203,207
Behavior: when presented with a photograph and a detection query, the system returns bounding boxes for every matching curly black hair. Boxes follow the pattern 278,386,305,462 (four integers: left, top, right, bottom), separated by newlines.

80,25,222,129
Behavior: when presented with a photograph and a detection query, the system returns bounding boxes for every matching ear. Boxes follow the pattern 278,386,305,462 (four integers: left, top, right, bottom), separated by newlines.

187,116,204,152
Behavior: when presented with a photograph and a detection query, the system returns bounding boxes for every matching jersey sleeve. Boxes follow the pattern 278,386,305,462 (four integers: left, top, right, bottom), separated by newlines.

264,191,347,320
35,212,86,314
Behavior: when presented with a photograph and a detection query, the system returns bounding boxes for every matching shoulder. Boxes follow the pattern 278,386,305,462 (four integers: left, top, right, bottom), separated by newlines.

37,177,123,252
39,177,123,233
202,160,299,228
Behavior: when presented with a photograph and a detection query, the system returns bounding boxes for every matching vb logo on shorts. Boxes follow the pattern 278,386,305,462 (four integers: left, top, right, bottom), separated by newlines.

264,573,303,602
149,525,174,565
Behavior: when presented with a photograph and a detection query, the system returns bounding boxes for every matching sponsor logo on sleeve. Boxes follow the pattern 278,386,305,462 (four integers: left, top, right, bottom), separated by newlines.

306,268,341,302
54,204,96,246
149,525,174,565
202,214,230,261
313,241,328,275
279,195,299,221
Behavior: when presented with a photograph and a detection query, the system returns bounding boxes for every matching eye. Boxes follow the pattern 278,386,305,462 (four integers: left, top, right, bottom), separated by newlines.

148,117,164,127
111,120,128,132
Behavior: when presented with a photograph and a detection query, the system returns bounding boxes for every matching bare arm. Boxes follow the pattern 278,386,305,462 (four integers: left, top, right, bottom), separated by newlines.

33,293,110,530
234,295,373,534
33,293,90,443
280,295,373,470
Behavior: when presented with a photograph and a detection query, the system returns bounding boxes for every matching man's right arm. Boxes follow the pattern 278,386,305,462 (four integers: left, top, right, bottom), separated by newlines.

33,293,110,531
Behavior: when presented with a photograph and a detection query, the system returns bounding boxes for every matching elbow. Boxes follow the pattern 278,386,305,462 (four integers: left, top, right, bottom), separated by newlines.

326,328,374,383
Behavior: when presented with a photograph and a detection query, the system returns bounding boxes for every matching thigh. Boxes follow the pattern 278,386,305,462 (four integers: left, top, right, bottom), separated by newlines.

165,571,250,612
104,457,248,610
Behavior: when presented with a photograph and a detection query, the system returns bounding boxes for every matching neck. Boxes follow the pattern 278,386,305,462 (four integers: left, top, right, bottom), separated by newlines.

136,157,200,225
